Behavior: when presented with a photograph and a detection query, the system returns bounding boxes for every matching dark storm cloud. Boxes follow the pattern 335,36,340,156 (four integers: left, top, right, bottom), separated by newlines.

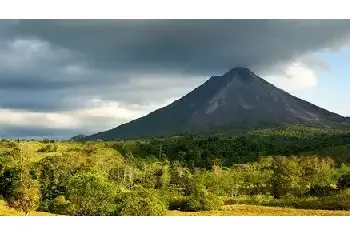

3,20,350,105
11,20,350,75
1,20,350,137
0,89,74,111
0,75,75,90
0,126,81,139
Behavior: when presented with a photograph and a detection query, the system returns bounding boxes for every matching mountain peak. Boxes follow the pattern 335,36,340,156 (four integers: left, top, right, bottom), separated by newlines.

85,68,348,140
229,67,253,73
222,67,256,83
223,67,255,77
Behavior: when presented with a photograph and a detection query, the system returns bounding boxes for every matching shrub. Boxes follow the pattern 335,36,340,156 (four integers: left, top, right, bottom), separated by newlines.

37,144,58,153
82,143,97,155
185,186,223,212
66,147,82,152
168,196,188,211
48,195,71,214
318,192,350,210
11,172,41,215
236,193,350,211
157,187,187,211
37,154,87,203
66,172,117,216
0,141,18,148
337,173,350,190
0,150,13,158
308,185,338,197
270,156,302,199
0,167,21,201
118,187,167,216
41,139,55,144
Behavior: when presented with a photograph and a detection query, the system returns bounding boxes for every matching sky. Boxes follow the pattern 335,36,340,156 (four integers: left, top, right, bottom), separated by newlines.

0,20,350,139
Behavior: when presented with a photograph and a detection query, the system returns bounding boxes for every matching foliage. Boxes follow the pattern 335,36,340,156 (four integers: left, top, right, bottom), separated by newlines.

11,171,41,215
37,144,58,152
232,191,350,211
118,187,167,216
270,156,302,199
36,153,87,205
337,173,350,190
41,139,56,144
1,128,350,215
66,172,117,216
185,186,223,212
0,167,21,201
308,185,338,197
112,125,350,167
0,145,41,215
82,143,97,155
48,195,71,215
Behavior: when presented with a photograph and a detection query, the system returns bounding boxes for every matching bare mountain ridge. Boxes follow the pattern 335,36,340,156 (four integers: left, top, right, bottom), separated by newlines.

85,67,349,140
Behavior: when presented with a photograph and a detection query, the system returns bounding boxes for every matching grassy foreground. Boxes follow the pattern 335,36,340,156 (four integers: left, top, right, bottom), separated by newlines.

2,199,349,216
167,204,350,216
0,200,54,216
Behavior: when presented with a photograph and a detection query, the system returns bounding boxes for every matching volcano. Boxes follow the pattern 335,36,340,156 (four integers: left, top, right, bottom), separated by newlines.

85,67,349,140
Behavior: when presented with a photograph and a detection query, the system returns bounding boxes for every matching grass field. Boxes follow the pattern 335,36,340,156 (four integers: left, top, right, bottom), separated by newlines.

167,204,350,216
0,200,54,216
2,199,349,216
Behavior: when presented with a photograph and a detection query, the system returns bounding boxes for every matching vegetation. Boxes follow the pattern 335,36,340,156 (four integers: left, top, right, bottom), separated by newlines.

168,204,350,216
66,172,117,215
185,186,223,211
118,187,167,216
11,171,40,215
37,144,58,153
1,125,350,216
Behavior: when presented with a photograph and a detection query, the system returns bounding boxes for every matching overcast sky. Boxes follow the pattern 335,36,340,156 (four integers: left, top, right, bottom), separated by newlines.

1,20,350,139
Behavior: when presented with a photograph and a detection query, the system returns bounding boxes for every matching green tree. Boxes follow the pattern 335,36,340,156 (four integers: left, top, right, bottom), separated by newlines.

298,156,335,193
49,195,71,214
66,172,117,215
12,171,41,215
119,187,167,216
159,164,171,189
270,156,302,199
185,185,223,212
219,170,245,197
4,144,40,215
37,153,87,209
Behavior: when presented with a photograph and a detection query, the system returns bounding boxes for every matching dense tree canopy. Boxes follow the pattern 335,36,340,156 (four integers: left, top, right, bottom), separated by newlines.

0,125,350,215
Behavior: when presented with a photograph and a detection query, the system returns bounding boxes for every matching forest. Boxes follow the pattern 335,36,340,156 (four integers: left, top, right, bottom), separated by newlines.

0,125,350,216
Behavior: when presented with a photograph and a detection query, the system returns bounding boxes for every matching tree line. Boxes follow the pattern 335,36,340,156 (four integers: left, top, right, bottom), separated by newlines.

0,138,349,215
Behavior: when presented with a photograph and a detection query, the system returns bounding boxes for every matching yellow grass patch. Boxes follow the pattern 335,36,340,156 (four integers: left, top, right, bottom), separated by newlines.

167,204,350,216
0,200,55,216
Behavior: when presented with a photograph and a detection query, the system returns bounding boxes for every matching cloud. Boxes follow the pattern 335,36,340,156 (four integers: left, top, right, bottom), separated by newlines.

0,98,175,137
265,62,318,92
11,20,350,74
0,20,350,137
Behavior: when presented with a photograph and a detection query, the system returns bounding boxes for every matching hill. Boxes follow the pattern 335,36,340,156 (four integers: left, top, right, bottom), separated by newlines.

86,67,349,140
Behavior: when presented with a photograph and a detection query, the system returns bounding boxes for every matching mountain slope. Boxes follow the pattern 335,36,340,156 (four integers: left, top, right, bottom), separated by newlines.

86,67,349,140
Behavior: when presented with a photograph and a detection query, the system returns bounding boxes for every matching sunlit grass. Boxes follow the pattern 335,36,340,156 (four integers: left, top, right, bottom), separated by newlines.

0,200,55,216
167,204,350,216
2,199,350,216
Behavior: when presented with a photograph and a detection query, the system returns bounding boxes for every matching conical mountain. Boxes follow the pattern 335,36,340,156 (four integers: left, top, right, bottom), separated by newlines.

86,68,349,140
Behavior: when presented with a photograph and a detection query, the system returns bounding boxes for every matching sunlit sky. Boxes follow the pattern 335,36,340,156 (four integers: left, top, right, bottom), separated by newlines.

288,47,350,117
